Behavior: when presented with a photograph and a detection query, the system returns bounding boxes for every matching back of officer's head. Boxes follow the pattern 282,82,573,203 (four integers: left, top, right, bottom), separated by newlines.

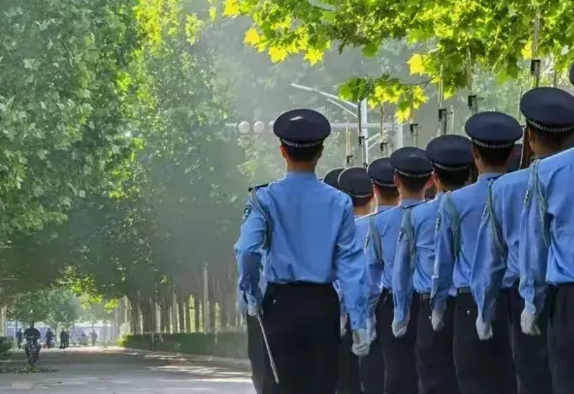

280,143,323,165
465,111,522,169
338,167,374,209
274,109,331,169
390,147,433,195
367,158,400,203
520,87,574,156
426,135,473,190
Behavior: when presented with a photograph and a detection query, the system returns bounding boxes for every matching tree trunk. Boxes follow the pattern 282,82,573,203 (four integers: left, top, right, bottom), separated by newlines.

141,300,152,334
171,291,178,333
128,296,140,334
183,297,190,332
220,281,228,329
160,299,170,333
194,296,201,332
178,296,185,334
208,277,216,332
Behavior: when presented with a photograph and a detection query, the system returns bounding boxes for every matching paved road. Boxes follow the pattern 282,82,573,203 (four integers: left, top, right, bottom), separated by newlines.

0,347,256,393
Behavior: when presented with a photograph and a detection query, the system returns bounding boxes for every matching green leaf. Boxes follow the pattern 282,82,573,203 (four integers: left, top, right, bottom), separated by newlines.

362,43,379,58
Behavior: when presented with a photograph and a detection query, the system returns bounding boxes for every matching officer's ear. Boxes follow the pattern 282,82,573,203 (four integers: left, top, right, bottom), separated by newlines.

393,174,402,189
279,143,288,161
471,145,481,165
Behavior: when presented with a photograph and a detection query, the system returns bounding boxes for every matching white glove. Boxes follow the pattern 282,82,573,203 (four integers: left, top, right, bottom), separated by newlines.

366,316,377,343
475,315,493,341
340,313,348,337
247,303,262,317
392,318,408,338
521,308,541,336
351,328,370,357
431,309,445,331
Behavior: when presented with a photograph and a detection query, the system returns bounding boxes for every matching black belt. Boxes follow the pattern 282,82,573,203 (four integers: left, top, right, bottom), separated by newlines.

457,287,471,295
268,281,330,288
419,293,431,300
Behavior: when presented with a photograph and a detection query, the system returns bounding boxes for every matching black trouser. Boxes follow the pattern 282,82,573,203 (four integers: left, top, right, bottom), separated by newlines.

416,295,459,394
247,314,267,394
507,283,552,394
261,282,340,394
453,290,516,394
360,335,385,394
376,289,419,394
337,319,361,394
547,284,574,394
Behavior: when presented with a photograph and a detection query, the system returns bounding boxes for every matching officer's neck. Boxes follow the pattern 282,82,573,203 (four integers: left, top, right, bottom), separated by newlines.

533,145,565,159
286,162,316,173
435,179,464,193
399,188,425,202
476,163,505,175
354,204,371,216
375,191,399,207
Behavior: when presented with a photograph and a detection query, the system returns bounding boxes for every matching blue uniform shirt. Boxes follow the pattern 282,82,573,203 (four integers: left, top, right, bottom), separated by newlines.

431,173,503,314
366,199,422,318
520,149,574,316
393,193,458,324
335,214,370,315
471,169,529,323
234,171,368,330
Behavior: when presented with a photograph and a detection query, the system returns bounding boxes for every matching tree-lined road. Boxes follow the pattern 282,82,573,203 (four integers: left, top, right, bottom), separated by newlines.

0,347,255,393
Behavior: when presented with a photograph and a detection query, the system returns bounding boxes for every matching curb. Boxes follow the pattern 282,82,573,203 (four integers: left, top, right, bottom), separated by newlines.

113,347,251,367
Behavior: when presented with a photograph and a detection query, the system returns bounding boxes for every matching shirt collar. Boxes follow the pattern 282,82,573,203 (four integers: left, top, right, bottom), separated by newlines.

376,205,395,213
286,171,316,180
400,198,424,207
477,172,503,182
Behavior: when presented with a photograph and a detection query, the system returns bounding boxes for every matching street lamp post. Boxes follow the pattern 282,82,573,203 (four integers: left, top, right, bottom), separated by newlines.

290,83,370,167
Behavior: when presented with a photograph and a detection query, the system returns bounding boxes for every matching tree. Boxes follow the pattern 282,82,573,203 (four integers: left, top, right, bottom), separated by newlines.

6,290,52,325
6,288,80,328
221,0,574,117
45,290,82,330
80,299,114,326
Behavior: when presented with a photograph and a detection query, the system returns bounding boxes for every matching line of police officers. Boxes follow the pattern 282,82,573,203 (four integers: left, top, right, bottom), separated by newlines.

235,75,574,394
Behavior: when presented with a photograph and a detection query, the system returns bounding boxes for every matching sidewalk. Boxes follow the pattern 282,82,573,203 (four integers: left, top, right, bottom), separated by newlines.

109,346,251,368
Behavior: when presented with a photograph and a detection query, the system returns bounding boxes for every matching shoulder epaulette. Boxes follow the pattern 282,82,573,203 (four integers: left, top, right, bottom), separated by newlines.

248,183,270,193
402,201,426,210
365,209,386,218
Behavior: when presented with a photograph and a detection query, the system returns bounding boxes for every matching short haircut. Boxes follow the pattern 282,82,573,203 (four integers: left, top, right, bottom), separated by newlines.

351,195,373,208
434,166,471,188
531,127,574,151
281,143,323,162
373,184,399,200
473,145,513,166
396,173,431,194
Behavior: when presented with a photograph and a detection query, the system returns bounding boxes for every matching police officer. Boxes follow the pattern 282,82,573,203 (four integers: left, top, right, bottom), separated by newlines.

324,167,362,394
472,87,574,394
519,92,574,394
393,135,472,394
366,147,432,394
431,111,521,394
367,158,400,214
324,168,344,189
238,257,268,394
235,109,369,394
356,157,401,394
338,167,381,394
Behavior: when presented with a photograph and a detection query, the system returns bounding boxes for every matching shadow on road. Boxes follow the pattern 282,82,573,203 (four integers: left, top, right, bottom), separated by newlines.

0,347,254,393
